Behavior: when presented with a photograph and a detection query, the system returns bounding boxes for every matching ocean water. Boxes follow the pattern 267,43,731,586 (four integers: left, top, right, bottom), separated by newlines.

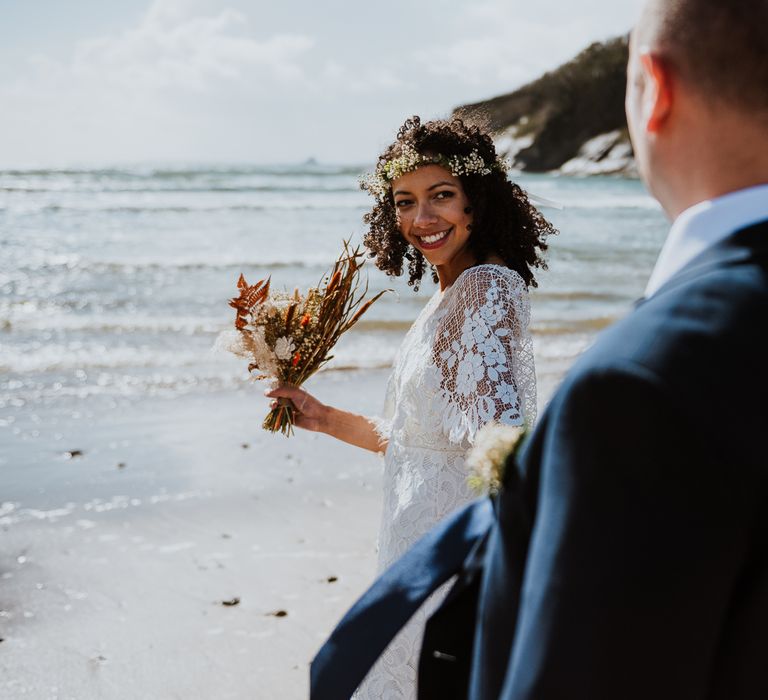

0,165,668,415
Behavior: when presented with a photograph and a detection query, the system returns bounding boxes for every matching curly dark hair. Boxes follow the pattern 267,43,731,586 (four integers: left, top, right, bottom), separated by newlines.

362,115,557,290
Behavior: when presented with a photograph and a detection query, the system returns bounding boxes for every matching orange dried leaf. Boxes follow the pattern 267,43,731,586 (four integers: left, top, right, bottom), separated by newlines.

326,270,342,294
229,276,271,319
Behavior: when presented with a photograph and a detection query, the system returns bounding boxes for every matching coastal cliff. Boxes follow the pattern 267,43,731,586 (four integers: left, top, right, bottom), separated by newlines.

455,36,636,176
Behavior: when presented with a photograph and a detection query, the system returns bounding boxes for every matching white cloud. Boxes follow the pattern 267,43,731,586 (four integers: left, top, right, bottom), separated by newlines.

0,0,647,165
414,0,642,94
71,2,314,91
320,60,410,95
462,0,642,35
414,25,579,89
0,0,321,164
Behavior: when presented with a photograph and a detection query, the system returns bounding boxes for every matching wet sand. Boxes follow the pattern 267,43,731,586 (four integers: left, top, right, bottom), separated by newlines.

1,370,388,699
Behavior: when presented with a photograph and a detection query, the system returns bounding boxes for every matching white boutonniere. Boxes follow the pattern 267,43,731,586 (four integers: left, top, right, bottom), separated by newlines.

467,423,527,495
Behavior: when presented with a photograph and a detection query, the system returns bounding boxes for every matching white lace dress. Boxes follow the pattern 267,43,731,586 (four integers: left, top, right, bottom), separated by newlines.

355,264,537,699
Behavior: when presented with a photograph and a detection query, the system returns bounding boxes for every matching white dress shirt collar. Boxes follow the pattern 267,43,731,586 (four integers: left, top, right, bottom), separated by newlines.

644,183,768,298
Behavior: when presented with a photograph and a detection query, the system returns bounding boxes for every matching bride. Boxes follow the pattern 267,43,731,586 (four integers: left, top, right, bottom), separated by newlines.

267,116,555,698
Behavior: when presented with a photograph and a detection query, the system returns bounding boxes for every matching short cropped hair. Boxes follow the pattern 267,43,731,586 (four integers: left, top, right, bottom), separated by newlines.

650,0,768,112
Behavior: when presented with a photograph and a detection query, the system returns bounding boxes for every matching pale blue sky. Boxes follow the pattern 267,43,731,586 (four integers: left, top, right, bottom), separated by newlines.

0,0,646,166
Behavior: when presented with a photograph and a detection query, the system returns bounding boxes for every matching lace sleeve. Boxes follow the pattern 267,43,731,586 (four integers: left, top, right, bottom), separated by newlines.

370,371,396,445
432,266,536,445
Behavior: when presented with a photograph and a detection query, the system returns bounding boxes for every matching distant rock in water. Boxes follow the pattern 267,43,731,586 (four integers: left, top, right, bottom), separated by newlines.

455,36,636,176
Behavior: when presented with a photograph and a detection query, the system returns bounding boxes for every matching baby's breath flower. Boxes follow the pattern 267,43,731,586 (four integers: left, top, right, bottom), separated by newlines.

360,147,508,201
466,423,526,495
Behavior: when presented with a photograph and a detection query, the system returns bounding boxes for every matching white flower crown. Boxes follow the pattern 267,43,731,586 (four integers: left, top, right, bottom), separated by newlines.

361,144,510,200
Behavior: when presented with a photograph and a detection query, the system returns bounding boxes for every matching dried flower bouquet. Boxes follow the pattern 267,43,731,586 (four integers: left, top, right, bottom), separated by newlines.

218,241,388,436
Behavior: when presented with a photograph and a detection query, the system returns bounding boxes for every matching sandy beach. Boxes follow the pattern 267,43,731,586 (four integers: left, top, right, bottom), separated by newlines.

1,370,391,699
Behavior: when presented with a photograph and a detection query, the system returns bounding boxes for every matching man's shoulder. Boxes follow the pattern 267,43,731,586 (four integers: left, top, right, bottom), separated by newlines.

548,255,768,439
598,248,767,369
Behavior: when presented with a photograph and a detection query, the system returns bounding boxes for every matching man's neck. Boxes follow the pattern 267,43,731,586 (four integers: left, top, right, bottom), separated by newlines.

669,176,768,221
659,108,768,220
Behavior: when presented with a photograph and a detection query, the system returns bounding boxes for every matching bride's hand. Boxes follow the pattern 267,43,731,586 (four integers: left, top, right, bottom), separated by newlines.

266,384,382,452
265,383,328,433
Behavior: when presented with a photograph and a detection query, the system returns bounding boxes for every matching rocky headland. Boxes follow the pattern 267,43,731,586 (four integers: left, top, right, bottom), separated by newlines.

456,36,636,176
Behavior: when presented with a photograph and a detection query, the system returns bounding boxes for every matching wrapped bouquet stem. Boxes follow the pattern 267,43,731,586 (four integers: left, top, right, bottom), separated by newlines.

218,241,388,436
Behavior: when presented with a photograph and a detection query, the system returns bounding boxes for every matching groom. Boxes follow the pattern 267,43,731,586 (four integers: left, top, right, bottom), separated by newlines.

312,0,768,697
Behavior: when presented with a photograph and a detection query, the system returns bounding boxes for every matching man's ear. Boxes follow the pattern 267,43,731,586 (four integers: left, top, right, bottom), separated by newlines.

640,51,673,133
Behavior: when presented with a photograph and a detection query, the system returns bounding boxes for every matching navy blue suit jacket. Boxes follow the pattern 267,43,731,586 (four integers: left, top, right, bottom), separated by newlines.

312,220,768,699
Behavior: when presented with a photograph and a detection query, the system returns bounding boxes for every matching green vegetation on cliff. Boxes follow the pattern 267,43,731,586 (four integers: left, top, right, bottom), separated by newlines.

456,36,632,173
